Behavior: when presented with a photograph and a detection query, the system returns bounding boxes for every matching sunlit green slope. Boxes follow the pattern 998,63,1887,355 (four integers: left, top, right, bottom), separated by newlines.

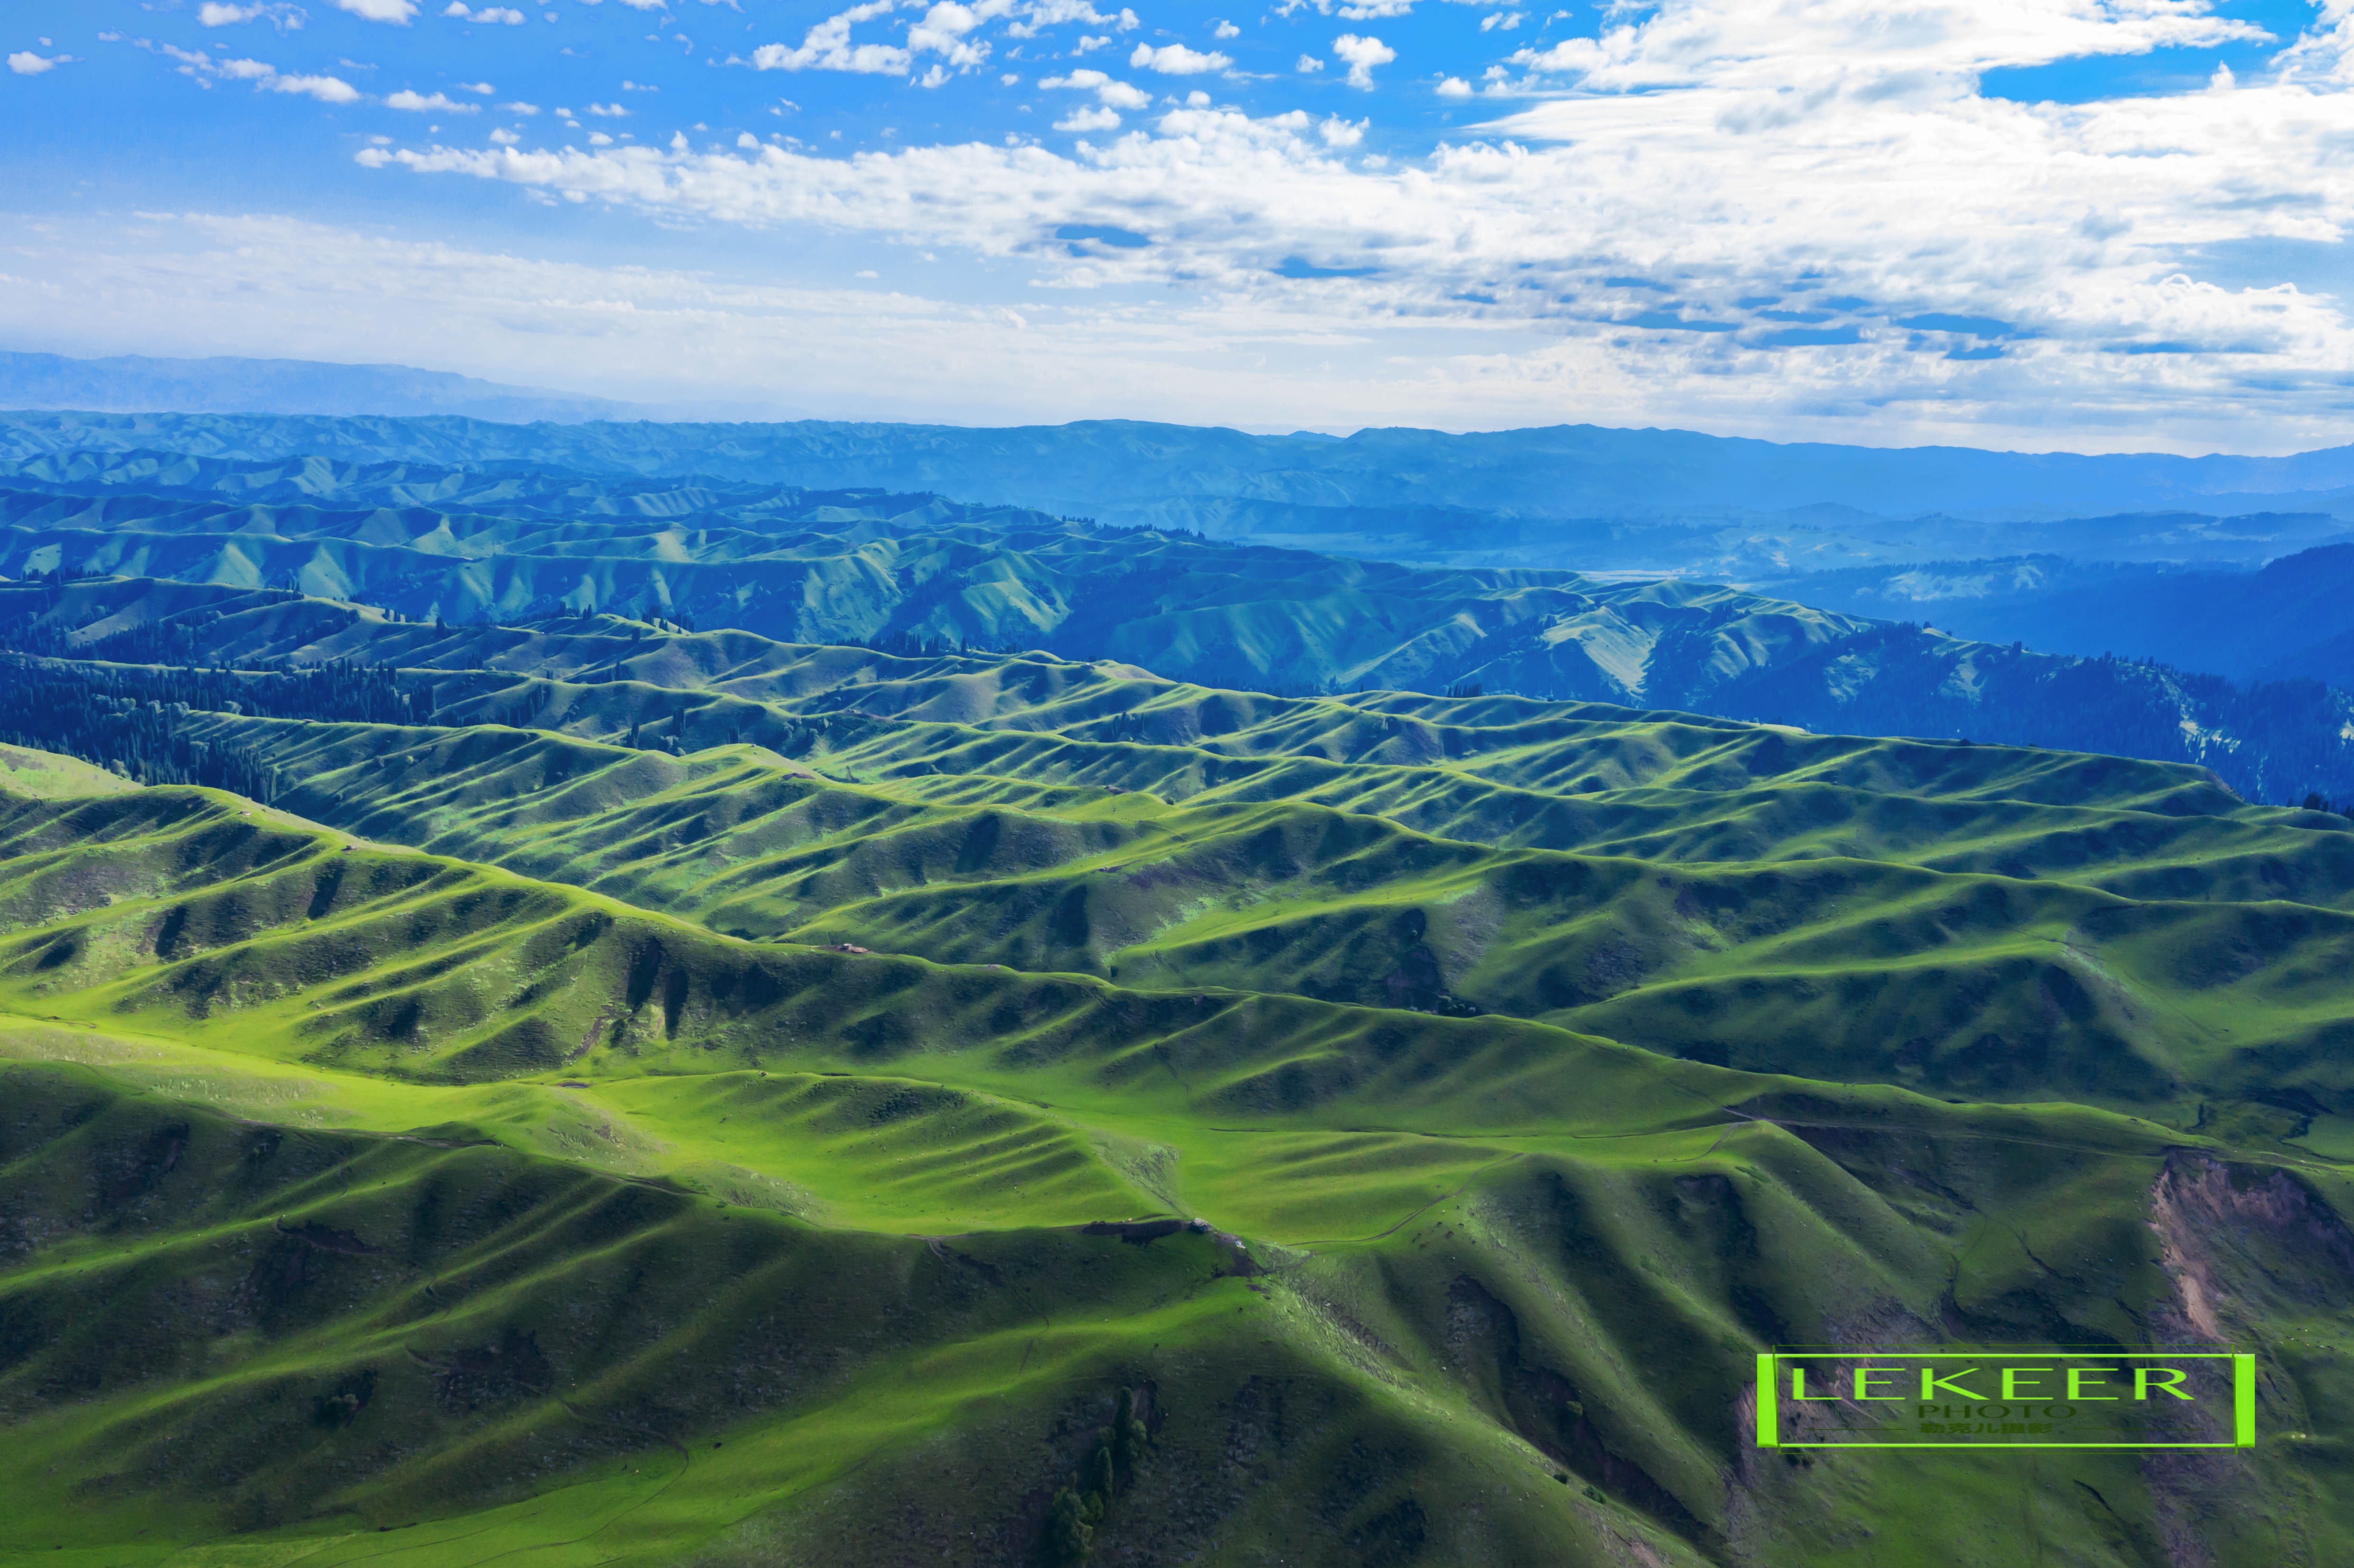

4,576,2354,1563
4,792,2354,1567
107,635,2354,1126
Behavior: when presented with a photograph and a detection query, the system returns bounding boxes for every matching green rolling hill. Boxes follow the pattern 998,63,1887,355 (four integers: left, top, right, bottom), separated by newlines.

1,561,2354,1563
1,471,2352,804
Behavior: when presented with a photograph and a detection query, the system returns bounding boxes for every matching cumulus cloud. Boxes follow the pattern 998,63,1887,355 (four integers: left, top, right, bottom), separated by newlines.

1296,54,1322,72
198,2,301,25
349,0,2354,449
57,0,2354,450
167,47,360,100
908,0,1016,69
754,0,1131,77
1283,0,1414,15
445,3,528,22
753,0,912,75
1038,67,1150,108
1130,43,1230,74
335,0,419,21
1502,0,2273,89
1006,0,1138,39
1213,19,1240,38
8,51,67,75
387,88,480,111
270,72,360,100
1330,33,1393,87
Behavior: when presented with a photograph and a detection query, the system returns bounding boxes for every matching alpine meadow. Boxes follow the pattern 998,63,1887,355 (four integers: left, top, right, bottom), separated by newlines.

13,0,2354,1560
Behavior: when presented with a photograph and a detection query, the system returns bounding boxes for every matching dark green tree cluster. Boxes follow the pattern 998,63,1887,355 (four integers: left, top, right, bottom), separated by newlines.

0,657,420,801
0,585,340,666
1042,1387,1150,1566
862,629,976,658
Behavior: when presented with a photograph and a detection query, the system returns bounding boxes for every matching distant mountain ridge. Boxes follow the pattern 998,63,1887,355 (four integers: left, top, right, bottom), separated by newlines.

4,440,2354,802
1764,544,2354,687
0,351,641,424
3,401,2352,525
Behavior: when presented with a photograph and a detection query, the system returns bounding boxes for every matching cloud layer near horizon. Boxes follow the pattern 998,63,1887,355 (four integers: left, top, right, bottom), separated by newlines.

7,0,2354,450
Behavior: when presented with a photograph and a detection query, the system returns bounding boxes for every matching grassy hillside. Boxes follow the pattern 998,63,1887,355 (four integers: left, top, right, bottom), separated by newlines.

2,784,2354,1565
3,573,2354,1561
9,586,2354,1122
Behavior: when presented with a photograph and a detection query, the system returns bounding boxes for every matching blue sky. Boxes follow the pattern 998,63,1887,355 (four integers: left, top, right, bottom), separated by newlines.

3,0,2351,450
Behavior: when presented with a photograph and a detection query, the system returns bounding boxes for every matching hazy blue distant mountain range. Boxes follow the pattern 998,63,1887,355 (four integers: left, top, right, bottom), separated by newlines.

1764,549,2354,681
0,352,639,424
3,397,2353,559
5,444,2354,804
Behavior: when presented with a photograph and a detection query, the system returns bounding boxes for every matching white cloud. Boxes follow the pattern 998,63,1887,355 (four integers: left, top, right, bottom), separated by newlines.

48,0,2354,453
909,0,1016,69
1038,67,1149,108
335,0,419,21
490,126,520,143
589,130,614,144
18,189,2354,452
1296,54,1323,72
586,101,628,115
1005,0,1131,38
387,89,480,111
504,100,540,113
198,3,270,24
1130,43,1230,74
446,3,529,21
1319,114,1365,146
219,57,277,79
1330,33,1393,87
270,72,360,100
344,15,2354,447
10,51,75,74
1213,19,1240,38
1479,10,1522,30
459,81,495,94
1503,0,2273,89
753,0,912,75
1002,71,1020,83
1337,0,1413,15
1053,104,1121,130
